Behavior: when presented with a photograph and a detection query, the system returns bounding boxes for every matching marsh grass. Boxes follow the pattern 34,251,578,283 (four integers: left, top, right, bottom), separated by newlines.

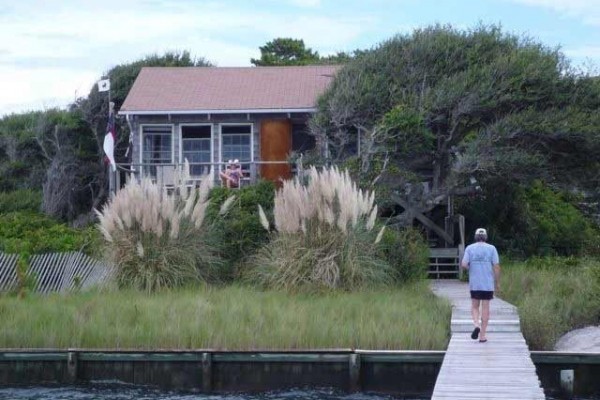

500,257,600,350
0,282,450,350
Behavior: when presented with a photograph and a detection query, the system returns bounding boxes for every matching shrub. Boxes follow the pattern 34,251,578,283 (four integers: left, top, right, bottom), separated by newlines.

379,227,429,283
0,161,30,191
207,180,275,272
247,167,392,291
0,211,92,254
520,181,593,255
0,189,41,213
96,169,231,292
457,180,595,257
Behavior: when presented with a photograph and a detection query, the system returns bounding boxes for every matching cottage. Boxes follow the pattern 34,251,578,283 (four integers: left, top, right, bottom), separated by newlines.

118,65,340,186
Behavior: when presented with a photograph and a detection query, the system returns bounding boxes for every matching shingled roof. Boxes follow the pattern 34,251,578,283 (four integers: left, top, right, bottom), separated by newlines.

119,65,340,114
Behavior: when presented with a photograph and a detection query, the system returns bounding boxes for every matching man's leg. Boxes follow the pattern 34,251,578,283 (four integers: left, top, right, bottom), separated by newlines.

471,299,481,328
480,300,490,340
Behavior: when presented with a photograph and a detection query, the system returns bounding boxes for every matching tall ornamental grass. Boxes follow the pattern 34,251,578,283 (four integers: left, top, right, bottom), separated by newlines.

96,166,233,292
248,167,392,291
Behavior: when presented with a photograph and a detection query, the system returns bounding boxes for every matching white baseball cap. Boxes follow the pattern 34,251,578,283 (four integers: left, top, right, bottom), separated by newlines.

475,228,487,235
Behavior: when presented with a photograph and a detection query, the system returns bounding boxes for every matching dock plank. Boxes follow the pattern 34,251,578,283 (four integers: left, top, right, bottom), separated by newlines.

431,280,546,400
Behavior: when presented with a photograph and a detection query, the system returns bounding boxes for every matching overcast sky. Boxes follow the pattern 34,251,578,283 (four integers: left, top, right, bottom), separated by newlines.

1,0,599,116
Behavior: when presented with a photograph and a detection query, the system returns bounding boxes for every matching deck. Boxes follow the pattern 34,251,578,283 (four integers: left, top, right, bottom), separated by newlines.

431,280,546,400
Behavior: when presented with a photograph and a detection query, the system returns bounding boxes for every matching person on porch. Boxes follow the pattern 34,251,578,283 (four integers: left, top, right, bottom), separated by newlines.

220,159,241,188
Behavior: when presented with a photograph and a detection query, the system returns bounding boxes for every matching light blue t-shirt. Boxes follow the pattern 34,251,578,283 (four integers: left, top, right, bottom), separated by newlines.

462,242,500,291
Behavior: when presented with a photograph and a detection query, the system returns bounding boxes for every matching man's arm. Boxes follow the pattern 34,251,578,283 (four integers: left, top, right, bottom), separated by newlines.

460,248,470,269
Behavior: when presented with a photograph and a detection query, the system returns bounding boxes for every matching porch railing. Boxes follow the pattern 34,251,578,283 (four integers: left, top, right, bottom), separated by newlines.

110,160,306,192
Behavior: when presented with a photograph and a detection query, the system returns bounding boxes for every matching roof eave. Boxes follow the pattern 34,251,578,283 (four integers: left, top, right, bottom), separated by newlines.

118,107,317,116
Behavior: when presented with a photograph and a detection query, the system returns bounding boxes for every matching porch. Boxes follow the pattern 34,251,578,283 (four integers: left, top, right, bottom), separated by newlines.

110,159,305,192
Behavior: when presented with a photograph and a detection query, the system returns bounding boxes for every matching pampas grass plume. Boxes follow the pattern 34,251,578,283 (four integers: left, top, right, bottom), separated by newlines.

220,195,236,215
375,226,386,244
258,205,270,231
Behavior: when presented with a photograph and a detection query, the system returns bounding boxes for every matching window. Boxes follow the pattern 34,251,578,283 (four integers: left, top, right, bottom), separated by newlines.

221,124,252,166
182,125,211,176
142,125,172,177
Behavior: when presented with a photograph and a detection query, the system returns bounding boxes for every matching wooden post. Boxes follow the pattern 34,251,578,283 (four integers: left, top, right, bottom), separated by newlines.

67,351,78,383
560,369,574,397
108,167,116,195
348,353,361,392
444,216,454,248
457,214,466,280
201,352,212,392
250,162,257,183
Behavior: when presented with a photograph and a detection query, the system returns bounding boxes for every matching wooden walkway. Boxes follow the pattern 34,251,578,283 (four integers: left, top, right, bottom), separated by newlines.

431,280,546,400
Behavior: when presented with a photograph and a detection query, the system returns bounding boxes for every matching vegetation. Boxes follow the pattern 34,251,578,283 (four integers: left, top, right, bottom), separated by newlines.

0,51,212,225
500,257,600,350
0,282,450,350
0,189,41,214
251,38,320,66
96,169,232,292
207,180,275,271
250,38,354,66
379,227,430,283
311,24,600,254
0,212,96,254
247,167,392,291
457,180,599,256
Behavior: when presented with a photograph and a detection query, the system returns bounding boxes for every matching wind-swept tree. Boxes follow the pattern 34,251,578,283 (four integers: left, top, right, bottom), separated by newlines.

311,25,600,235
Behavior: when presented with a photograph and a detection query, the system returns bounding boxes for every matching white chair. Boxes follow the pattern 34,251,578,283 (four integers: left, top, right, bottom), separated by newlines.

156,165,176,189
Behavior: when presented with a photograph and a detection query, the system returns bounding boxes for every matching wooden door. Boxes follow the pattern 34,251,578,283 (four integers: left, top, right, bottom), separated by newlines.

260,119,292,184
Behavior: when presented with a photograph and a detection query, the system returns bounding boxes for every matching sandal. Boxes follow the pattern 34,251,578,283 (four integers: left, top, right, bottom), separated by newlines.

479,338,488,343
471,327,480,340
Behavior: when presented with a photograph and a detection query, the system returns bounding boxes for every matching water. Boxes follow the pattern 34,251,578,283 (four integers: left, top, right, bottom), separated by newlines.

2,385,599,400
0,384,420,400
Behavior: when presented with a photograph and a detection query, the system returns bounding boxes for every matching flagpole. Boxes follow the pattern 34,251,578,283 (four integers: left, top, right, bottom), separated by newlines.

107,80,115,195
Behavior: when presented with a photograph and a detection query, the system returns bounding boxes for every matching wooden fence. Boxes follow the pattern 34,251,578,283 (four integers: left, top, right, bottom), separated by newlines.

0,251,113,293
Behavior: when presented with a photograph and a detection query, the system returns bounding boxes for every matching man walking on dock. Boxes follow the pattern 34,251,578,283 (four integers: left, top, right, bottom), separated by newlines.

460,228,500,342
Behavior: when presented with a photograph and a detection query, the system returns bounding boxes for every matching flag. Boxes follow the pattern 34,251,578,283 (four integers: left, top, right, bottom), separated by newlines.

103,103,117,172
98,79,110,92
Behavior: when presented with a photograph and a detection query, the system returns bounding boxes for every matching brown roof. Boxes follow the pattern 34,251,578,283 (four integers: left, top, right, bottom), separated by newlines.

119,65,340,114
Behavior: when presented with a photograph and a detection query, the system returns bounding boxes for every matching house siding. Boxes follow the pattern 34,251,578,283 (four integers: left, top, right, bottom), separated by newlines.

128,113,313,182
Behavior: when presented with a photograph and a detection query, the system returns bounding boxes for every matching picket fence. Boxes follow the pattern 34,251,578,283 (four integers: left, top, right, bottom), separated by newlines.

0,251,113,293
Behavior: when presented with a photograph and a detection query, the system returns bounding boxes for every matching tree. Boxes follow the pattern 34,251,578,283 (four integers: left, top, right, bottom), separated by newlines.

251,38,320,66
251,38,360,66
72,51,213,221
1,51,213,224
311,25,600,241
0,111,46,191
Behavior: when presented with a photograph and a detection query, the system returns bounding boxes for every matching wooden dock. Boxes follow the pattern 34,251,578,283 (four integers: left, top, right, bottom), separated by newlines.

431,280,546,399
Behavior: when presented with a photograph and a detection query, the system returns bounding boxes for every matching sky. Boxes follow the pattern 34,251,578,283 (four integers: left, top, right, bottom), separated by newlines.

1,0,599,116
